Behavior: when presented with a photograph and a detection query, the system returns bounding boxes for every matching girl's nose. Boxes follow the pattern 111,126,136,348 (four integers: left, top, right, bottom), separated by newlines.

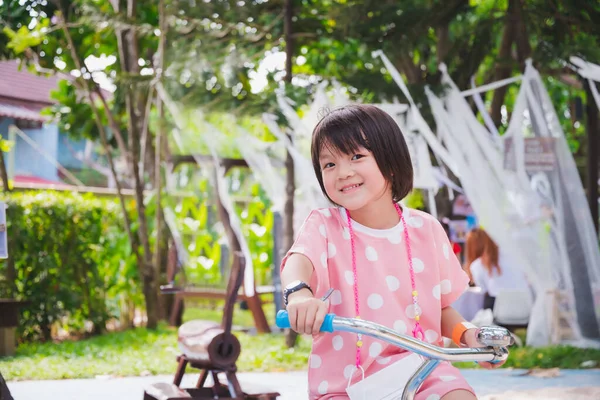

337,163,354,179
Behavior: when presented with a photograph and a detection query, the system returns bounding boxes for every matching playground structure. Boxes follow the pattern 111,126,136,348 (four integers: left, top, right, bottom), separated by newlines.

162,155,274,333
145,156,279,399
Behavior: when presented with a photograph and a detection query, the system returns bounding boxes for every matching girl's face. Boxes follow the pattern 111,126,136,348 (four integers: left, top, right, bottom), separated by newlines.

318,144,392,211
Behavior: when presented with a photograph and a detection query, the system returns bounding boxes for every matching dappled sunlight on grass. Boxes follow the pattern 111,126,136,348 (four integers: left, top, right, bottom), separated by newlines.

1,324,181,380
0,308,311,381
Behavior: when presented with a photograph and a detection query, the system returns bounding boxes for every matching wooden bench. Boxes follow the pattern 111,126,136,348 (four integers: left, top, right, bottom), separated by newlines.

168,285,275,333
163,236,276,333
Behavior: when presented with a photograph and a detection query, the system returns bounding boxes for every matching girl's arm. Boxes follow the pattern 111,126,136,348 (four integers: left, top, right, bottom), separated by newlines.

281,253,328,335
281,253,314,298
440,305,468,342
441,306,506,369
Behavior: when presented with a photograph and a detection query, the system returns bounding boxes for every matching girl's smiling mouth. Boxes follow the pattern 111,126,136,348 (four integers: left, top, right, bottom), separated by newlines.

340,183,363,193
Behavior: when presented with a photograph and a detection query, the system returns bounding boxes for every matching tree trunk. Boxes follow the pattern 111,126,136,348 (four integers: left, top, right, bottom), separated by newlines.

154,0,167,321
436,23,450,65
585,80,599,235
117,0,158,329
396,53,422,85
283,0,298,349
104,0,158,328
490,0,516,127
512,0,532,70
0,145,9,192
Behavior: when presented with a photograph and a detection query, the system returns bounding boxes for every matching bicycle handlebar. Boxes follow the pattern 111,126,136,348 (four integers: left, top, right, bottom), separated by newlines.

276,310,509,364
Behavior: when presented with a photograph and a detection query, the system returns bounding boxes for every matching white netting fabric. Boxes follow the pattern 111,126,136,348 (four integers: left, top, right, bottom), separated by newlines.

571,57,600,113
424,61,600,347
375,50,600,346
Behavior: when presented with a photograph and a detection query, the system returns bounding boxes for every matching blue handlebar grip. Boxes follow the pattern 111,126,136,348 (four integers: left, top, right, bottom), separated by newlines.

276,310,336,332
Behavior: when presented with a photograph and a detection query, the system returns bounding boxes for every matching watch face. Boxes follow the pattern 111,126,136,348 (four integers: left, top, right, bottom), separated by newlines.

285,280,302,291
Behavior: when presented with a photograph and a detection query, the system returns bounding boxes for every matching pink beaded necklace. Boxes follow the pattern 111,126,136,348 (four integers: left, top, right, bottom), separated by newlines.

345,203,424,369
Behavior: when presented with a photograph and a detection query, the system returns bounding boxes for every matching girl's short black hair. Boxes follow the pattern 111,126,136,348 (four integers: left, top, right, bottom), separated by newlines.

311,104,414,204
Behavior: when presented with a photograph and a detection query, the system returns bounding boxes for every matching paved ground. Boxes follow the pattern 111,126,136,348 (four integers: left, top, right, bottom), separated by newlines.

6,369,600,399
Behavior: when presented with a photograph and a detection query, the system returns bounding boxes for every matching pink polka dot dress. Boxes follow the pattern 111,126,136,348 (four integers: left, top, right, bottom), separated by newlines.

281,206,474,399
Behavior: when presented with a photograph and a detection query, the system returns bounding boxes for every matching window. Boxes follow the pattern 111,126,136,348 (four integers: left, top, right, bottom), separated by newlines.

15,119,43,130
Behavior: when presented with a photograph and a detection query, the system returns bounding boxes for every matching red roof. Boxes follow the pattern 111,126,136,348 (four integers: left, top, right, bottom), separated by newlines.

0,104,48,122
15,175,63,185
14,175,73,189
0,60,63,106
0,60,112,122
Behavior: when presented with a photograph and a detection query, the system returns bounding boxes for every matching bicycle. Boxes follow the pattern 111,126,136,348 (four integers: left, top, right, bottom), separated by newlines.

276,310,512,400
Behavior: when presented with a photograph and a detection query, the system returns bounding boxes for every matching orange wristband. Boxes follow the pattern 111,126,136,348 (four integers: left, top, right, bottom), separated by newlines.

452,322,477,346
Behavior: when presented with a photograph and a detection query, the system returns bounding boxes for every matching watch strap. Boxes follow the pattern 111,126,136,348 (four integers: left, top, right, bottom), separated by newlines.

283,281,313,306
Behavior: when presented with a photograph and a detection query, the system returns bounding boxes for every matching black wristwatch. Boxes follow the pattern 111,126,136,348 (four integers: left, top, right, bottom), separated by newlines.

283,280,313,306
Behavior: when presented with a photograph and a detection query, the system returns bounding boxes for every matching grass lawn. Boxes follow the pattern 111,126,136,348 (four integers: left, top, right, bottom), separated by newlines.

1,302,599,381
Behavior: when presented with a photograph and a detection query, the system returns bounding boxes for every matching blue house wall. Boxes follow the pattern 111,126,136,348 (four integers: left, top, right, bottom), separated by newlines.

1,117,102,186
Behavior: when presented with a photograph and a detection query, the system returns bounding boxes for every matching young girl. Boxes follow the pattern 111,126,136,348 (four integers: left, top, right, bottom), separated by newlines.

281,105,506,400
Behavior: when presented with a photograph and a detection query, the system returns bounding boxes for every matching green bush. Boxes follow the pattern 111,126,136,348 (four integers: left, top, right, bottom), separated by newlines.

0,191,140,341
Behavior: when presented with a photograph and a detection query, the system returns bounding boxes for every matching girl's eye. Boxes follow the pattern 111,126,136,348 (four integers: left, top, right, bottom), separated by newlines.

323,162,335,169
351,154,364,161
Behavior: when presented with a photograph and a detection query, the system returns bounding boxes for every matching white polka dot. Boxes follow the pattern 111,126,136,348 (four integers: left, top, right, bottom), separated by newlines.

344,271,354,285
439,375,457,382
319,209,331,217
367,293,384,310
369,342,382,357
441,279,452,294
443,243,450,260
412,258,424,273
310,354,322,368
343,364,356,379
393,320,407,334
405,304,422,319
426,395,441,400
408,216,424,228
330,290,342,306
376,356,392,365
319,224,327,238
342,227,350,240
433,284,441,300
387,233,402,244
328,243,337,258
320,252,327,268
425,330,439,343
365,246,378,261
293,246,305,254
332,335,344,351
318,380,328,394
386,276,400,292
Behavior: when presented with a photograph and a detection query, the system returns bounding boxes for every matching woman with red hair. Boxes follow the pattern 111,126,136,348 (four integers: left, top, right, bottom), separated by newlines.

464,228,529,310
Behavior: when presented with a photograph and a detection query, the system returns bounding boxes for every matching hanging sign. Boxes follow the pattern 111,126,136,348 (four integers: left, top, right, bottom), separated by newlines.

503,137,556,172
524,138,556,172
